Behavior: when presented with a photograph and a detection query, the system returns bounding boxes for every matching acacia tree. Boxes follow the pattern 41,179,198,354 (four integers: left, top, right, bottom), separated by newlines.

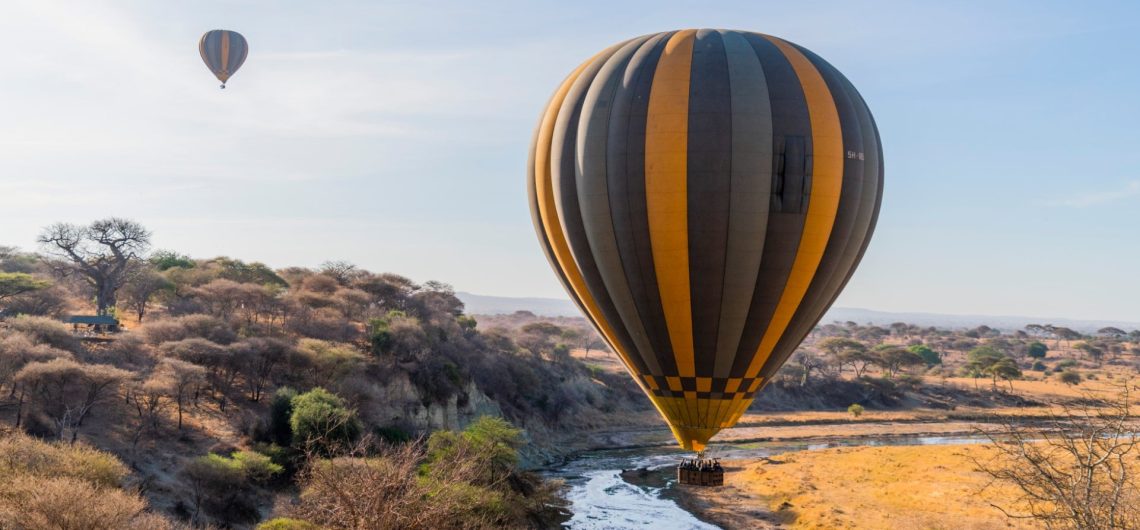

0,272,50,303
872,345,923,378
15,358,130,441
156,358,206,430
37,218,151,315
121,266,172,322
819,337,872,377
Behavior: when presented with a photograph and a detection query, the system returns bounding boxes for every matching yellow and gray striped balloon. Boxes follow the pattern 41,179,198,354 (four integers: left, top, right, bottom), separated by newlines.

199,30,248,88
528,29,883,451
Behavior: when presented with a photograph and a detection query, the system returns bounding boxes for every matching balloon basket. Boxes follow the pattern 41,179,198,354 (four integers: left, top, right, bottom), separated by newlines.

676,455,724,487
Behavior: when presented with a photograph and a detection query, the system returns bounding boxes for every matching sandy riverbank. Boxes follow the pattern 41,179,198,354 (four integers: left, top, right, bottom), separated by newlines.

673,444,1038,529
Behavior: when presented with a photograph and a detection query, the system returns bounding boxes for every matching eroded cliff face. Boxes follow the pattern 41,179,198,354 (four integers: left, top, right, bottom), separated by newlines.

356,373,501,433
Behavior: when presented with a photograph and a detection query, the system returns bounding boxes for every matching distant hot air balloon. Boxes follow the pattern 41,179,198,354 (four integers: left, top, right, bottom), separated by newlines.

528,29,883,452
199,30,248,88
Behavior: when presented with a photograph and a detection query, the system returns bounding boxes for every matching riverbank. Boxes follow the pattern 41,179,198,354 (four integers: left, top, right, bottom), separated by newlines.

673,444,1037,529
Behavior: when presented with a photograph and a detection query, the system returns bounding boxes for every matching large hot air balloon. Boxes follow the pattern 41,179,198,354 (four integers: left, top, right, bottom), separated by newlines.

199,30,249,88
528,29,882,452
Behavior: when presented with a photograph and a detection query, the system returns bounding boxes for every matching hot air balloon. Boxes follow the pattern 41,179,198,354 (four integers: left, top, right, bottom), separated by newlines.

199,30,248,88
528,29,882,453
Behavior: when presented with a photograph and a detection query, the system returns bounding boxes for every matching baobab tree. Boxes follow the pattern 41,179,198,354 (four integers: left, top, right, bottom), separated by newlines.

37,218,151,316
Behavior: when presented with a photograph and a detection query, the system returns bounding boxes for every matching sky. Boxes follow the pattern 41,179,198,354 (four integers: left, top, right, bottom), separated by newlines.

3,1,1140,321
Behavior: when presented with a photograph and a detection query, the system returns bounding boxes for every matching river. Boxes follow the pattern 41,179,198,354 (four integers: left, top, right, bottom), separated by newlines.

548,434,993,530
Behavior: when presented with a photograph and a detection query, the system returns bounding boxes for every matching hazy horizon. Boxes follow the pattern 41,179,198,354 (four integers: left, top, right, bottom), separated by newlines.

4,1,1140,320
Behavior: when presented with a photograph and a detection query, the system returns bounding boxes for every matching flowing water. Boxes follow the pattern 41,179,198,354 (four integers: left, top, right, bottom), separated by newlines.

549,434,993,530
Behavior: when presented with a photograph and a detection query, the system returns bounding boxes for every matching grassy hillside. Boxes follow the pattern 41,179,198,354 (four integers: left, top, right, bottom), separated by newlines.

1,237,649,528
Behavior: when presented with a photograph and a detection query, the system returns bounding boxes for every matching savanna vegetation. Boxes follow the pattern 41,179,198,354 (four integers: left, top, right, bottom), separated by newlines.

0,218,644,528
5,218,1140,528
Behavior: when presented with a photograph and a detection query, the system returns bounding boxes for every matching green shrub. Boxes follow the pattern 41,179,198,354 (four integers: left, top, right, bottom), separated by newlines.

374,426,412,444
368,318,392,355
907,344,941,366
1056,359,1078,369
847,404,864,418
1031,361,1046,371
1027,341,1048,359
290,387,361,453
427,416,522,483
257,518,320,530
181,453,255,522
269,387,297,446
150,250,195,271
251,443,292,473
1058,369,1081,386
230,450,283,483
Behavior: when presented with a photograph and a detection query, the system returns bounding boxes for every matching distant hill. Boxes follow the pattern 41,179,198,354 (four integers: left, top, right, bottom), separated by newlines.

823,307,1140,334
458,292,1140,334
457,292,579,317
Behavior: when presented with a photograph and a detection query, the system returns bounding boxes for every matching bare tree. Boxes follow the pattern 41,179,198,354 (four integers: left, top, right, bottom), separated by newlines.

37,218,151,315
974,384,1140,529
121,266,172,322
792,350,826,386
319,260,362,285
156,358,206,430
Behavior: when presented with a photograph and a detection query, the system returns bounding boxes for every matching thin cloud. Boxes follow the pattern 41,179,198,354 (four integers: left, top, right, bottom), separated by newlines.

1048,181,1140,208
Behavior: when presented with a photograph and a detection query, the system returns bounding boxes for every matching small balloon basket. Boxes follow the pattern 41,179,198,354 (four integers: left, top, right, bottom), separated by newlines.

676,454,724,487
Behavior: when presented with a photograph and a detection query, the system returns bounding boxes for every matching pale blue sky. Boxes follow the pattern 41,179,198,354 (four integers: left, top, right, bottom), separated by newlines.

2,1,1140,320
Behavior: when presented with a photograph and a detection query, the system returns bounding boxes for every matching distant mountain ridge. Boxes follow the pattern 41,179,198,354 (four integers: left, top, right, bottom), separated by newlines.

457,292,1140,333
457,292,580,318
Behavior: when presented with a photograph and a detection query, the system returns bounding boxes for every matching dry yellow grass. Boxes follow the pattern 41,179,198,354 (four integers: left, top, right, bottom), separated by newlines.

681,444,1039,529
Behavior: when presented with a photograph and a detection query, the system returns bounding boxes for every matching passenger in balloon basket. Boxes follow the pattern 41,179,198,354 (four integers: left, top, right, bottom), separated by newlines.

677,453,724,487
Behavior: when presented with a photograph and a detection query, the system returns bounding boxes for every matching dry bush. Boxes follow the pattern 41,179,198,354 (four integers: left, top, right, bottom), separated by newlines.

287,441,499,529
8,315,80,352
975,383,1140,529
285,418,566,530
90,332,151,367
286,306,357,342
3,285,72,317
140,315,237,346
0,433,190,530
0,332,74,394
0,474,147,530
14,358,131,440
0,432,128,487
229,337,300,402
158,338,228,366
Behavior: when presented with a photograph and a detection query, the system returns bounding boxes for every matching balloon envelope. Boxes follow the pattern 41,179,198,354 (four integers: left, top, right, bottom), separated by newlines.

527,29,883,451
199,30,248,87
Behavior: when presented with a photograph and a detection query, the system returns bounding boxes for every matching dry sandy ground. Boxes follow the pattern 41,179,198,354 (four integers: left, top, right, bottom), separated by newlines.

574,348,1138,528
677,444,1038,530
